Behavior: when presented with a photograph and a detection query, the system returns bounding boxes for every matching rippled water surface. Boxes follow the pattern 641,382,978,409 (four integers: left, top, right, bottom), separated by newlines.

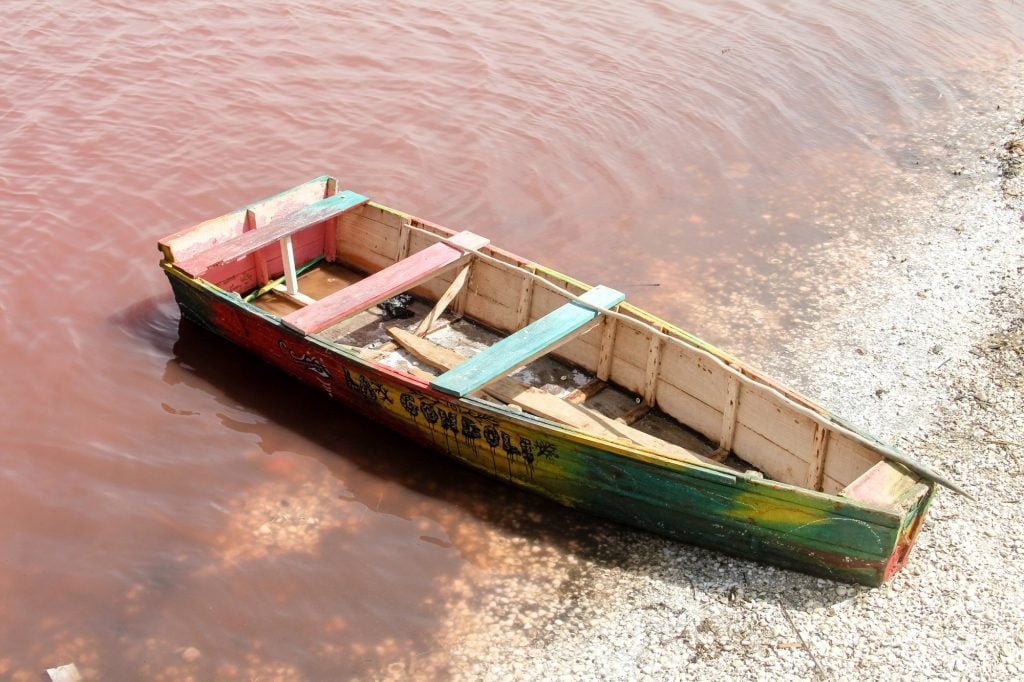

1,0,1021,677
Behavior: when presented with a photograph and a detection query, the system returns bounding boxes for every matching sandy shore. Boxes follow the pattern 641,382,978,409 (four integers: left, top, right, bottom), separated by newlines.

360,69,1024,681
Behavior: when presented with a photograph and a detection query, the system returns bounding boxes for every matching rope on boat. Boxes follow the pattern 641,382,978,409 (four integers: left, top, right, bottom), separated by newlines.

405,223,971,498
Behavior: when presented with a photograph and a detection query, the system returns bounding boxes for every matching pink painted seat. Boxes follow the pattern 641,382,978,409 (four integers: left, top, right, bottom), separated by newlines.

282,230,490,335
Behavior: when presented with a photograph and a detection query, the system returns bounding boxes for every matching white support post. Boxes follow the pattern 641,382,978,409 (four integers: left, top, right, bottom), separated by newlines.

279,235,299,296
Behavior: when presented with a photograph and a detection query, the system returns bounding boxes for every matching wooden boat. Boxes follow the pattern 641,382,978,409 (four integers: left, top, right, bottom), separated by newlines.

158,175,960,585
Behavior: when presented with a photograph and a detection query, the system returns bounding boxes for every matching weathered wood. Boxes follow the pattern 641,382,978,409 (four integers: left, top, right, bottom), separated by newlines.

431,286,626,398
733,423,811,484
840,460,918,508
617,403,651,425
804,424,831,491
659,344,731,421
514,268,537,328
565,377,606,404
397,220,412,261
323,177,339,262
176,191,369,277
464,292,518,334
244,209,270,284
337,210,402,269
404,224,967,497
642,333,663,405
716,375,742,459
735,384,817,468
283,231,489,335
452,262,473,318
387,328,718,467
415,263,471,336
596,317,618,381
823,433,883,490
656,380,723,444
160,178,334,263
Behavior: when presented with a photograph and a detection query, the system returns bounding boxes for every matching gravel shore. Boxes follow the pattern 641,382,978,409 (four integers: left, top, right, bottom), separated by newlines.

362,76,1024,681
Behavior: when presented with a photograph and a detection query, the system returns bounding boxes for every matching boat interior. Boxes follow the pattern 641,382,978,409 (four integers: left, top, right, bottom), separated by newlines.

159,177,920,506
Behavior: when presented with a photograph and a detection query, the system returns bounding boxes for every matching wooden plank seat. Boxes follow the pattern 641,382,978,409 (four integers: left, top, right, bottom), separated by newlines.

431,285,626,398
175,190,369,277
281,230,490,335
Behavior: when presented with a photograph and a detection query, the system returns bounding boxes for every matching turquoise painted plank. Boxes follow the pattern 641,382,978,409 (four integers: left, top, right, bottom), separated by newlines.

431,285,625,397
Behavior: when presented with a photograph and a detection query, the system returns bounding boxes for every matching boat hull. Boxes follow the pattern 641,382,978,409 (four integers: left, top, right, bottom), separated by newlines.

164,265,934,585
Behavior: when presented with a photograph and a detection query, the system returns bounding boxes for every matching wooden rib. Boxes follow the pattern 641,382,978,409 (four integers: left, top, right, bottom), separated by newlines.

596,317,618,381
617,403,651,425
272,285,315,307
244,209,270,284
642,334,663,406
804,424,831,491
514,268,537,328
565,377,607,405
452,261,473,318
323,177,338,262
715,376,742,461
415,263,471,336
397,220,412,261
386,328,719,467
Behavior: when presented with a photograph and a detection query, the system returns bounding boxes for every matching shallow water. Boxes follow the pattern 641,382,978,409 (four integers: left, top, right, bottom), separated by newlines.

0,0,1021,677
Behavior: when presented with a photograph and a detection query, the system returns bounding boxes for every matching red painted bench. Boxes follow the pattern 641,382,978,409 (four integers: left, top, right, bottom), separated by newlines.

175,190,368,277
282,230,490,335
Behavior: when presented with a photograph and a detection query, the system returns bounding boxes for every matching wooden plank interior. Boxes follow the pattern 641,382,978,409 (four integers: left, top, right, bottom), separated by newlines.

658,344,730,417
336,203,405,274
316,206,895,492
655,381,723,443
822,432,884,491
734,384,817,468
732,423,811,483
387,329,720,468
283,231,489,335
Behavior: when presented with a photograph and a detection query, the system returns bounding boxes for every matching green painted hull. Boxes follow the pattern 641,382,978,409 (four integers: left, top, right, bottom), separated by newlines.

164,265,934,585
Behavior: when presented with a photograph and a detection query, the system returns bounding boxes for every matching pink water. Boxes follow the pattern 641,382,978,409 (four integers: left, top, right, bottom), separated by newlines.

0,0,1021,677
